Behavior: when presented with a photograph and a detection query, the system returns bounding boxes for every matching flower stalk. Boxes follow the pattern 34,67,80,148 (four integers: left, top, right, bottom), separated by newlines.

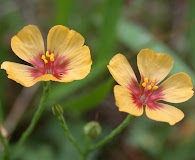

89,114,133,151
0,130,10,160
54,113,83,155
17,81,50,146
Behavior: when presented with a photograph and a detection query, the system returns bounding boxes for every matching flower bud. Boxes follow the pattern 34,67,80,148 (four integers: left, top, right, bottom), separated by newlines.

52,104,64,117
84,121,101,139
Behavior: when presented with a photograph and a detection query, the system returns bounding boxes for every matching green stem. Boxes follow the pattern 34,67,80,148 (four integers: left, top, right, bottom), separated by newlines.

17,82,50,146
89,115,133,151
0,130,10,160
57,115,83,155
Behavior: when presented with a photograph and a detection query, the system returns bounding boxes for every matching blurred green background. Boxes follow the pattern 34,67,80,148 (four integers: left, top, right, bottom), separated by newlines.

1,0,195,159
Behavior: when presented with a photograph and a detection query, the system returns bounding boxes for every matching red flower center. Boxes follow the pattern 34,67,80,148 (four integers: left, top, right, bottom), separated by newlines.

41,51,55,74
130,77,163,109
30,51,69,80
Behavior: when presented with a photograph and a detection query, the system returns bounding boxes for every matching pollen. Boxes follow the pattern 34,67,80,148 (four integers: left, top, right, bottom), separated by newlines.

41,51,55,63
144,77,148,83
46,51,50,57
153,86,158,90
147,85,152,90
142,82,146,87
141,77,159,91
50,53,54,61
41,55,48,64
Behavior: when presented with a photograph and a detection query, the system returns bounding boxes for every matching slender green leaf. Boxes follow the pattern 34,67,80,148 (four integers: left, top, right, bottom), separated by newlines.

187,0,195,70
96,0,122,62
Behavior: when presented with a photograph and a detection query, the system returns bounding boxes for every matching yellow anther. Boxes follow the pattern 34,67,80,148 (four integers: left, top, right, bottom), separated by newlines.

50,54,54,61
50,53,54,57
41,55,46,60
142,82,146,87
151,78,156,83
144,78,148,83
46,51,50,57
153,86,159,90
41,51,55,63
41,55,48,63
44,59,48,63
147,85,152,90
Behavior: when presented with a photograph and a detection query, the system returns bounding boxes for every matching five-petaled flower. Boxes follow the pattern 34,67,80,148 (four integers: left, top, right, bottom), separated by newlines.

1,25,92,87
108,49,194,125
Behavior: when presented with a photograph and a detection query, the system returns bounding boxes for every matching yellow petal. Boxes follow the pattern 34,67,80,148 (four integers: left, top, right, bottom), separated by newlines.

137,48,173,84
59,46,92,82
11,25,45,63
160,72,194,103
1,61,38,87
1,61,64,87
114,85,143,116
145,103,184,125
34,74,61,82
107,54,137,88
47,25,84,56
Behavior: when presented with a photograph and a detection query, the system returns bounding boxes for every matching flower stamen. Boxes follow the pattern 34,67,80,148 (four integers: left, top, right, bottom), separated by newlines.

142,82,146,87
144,77,148,83
41,55,48,64
153,86,158,90
141,77,158,91
41,51,55,64
147,85,152,90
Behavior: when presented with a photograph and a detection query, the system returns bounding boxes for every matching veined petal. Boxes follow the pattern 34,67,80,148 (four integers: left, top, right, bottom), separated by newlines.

114,85,143,116
137,49,173,84
1,61,38,87
160,72,194,103
59,46,92,82
47,25,84,56
11,25,45,63
1,61,64,87
145,102,184,125
107,54,137,88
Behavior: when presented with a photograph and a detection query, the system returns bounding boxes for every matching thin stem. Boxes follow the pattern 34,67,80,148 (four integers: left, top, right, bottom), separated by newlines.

0,131,8,151
89,115,133,151
0,131,10,160
17,82,50,146
57,115,83,155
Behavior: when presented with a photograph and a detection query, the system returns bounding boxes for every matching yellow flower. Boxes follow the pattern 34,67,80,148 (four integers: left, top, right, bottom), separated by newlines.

1,25,92,87
108,49,194,125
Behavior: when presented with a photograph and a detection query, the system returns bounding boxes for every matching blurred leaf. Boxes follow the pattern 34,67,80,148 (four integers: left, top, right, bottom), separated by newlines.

96,0,122,61
63,78,114,113
117,19,195,85
187,0,195,70
40,116,85,160
162,136,195,160
54,0,75,25
48,0,122,103
11,144,55,160
127,116,170,158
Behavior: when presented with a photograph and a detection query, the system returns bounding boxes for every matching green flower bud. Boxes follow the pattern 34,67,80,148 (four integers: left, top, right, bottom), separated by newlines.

52,104,64,117
84,121,102,139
